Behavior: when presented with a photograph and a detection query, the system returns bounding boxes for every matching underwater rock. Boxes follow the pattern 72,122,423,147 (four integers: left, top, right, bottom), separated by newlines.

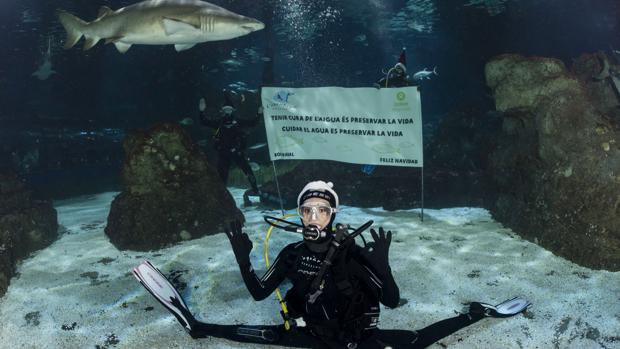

105,123,243,251
486,54,620,271
485,54,581,112
572,52,620,114
0,171,58,297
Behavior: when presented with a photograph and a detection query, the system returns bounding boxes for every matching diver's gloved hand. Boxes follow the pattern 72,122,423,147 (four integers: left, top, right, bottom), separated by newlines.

225,220,252,267
361,227,392,275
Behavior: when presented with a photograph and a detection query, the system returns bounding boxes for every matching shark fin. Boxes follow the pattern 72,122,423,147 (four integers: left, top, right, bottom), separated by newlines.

97,6,114,19
114,42,132,54
83,36,100,50
105,36,124,44
57,10,87,49
174,43,196,52
162,18,198,35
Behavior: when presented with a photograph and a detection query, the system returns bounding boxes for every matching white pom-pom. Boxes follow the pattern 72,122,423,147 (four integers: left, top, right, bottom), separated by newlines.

326,181,333,188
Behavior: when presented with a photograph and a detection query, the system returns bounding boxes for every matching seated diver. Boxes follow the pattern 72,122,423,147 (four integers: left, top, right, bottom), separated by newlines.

199,91,262,206
134,180,531,348
374,47,411,89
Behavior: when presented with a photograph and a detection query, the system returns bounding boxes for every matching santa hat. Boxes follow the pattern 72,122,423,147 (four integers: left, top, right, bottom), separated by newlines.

394,47,407,72
297,180,339,210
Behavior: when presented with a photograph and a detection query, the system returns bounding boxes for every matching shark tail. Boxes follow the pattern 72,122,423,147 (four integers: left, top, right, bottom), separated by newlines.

433,66,439,76
57,10,88,49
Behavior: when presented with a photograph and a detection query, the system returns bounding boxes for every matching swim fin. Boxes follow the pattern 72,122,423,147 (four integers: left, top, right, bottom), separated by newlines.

361,164,376,175
469,296,531,318
133,260,195,331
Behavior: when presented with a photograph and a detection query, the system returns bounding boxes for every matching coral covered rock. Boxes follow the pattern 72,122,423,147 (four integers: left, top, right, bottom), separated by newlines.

105,123,243,251
486,54,620,270
0,172,58,297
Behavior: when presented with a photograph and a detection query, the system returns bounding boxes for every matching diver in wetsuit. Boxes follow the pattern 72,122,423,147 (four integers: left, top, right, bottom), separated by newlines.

188,181,529,348
199,91,261,206
134,180,530,348
374,47,411,88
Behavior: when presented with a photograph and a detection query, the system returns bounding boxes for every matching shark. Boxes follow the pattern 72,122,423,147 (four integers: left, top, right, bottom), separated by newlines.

57,0,265,53
412,66,439,81
32,37,56,80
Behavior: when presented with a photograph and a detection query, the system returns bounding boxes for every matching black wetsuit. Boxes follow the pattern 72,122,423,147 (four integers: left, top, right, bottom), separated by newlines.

374,70,411,88
200,110,260,194
188,239,485,348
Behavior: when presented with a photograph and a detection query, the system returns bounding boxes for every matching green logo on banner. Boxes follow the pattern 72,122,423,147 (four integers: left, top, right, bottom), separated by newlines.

396,92,406,101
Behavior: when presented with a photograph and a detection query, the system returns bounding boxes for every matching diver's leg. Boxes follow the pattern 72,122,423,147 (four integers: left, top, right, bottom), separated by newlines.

233,151,259,193
231,151,259,206
408,313,481,348
190,322,331,348
357,315,479,349
396,297,531,348
217,149,231,183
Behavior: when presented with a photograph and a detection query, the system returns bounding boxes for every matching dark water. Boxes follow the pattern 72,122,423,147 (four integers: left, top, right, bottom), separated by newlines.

0,0,618,197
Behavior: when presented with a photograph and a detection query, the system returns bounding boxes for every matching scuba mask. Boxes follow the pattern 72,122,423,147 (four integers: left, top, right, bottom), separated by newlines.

221,105,235,115
298,203,336,221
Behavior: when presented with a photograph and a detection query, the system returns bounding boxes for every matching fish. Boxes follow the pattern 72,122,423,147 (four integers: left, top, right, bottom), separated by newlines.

249,162,260,172
179,117,194,125
248,142,267,150
221,59,244,67
57,0,265,53
22,10,40,23
32,37,56,80
32,60,55,80
412,66,438,80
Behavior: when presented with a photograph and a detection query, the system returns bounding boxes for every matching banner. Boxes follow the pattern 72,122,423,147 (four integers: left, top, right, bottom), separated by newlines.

261,86,423,167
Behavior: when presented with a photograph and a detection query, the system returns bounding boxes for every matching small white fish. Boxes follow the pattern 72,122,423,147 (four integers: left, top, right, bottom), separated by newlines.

353,34,366,42
413,66,438,81
32,37,56,80
221,59,244,67
261,56,272,62
249,162,260,172
248,142,267,150
22,10,39,23
179,117,194,126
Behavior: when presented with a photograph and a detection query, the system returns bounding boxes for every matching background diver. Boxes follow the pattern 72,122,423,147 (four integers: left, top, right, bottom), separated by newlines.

199,91,262,206
374,47,412,89
134,180,530,348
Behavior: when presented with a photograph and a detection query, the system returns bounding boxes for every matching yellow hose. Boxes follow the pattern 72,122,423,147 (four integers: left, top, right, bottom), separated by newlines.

264,213,299,331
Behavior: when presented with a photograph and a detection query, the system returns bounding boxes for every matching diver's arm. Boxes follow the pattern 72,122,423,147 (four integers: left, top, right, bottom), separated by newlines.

373,263,400,308
225,221,289,300
355,227,400,308
199,110,220,128
238,247,290,301
353,246,400,308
